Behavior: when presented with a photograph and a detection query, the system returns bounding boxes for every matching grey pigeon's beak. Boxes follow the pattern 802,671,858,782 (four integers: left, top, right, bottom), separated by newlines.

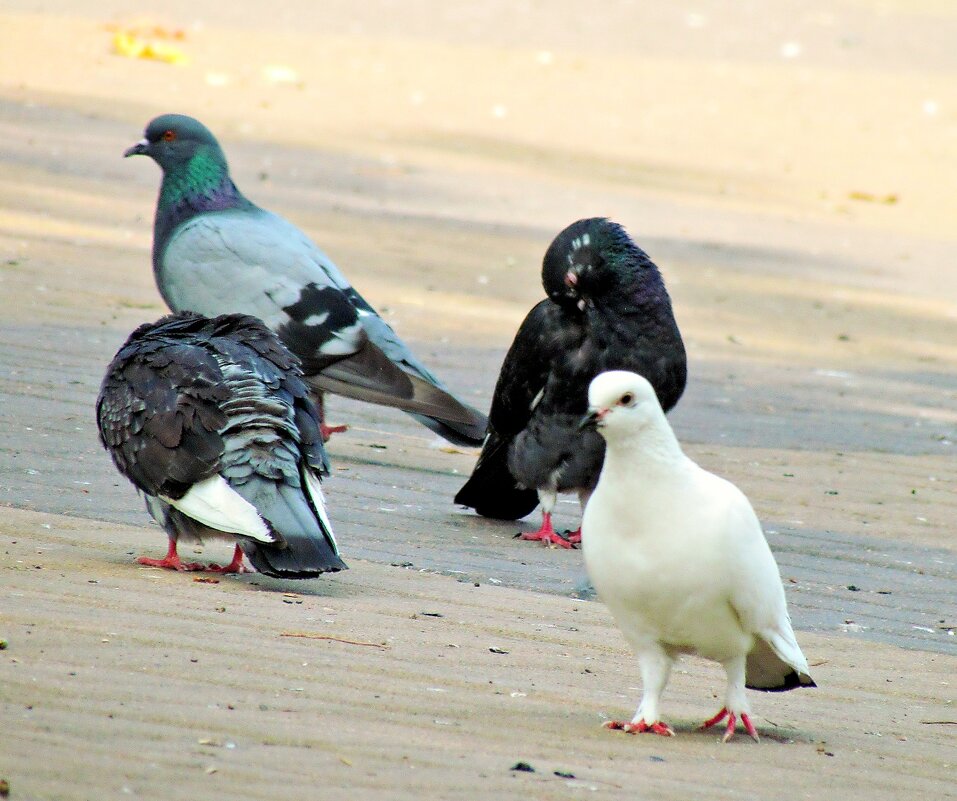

123,138,149,158
578,408,604,431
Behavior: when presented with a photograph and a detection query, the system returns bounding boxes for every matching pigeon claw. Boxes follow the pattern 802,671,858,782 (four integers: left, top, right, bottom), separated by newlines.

564,527,582,544
519,529,575,549
205,545,252,574
700,707,760,743
518,512,576,549
320,423,348,442
603,719,675,737
136,554,207,572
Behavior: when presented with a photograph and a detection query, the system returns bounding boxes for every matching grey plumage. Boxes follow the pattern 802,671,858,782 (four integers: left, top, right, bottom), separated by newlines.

124,113,487,445
96,312,346,577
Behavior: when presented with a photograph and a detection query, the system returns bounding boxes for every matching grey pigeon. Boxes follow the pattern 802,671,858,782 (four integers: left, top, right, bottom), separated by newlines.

454,218,686,547
124,114,487,445
580,371,814,741
96,311,347,578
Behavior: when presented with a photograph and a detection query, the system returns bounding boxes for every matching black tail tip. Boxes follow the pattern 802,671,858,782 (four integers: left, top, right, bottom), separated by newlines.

241,542,348,579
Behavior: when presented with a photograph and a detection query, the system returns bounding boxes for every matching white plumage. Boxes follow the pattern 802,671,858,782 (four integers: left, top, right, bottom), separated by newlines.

580,370,815,742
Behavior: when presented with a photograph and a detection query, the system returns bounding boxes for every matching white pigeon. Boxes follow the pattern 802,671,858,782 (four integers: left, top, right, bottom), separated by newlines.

580,370,815,742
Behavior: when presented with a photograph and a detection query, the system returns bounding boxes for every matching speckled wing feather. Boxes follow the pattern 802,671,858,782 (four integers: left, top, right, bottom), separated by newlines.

96,316,230,499
96,313,345,576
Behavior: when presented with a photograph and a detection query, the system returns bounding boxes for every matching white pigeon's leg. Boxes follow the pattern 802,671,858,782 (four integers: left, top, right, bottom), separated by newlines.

699,655,760,742
519,489,573,549
604,644,675,736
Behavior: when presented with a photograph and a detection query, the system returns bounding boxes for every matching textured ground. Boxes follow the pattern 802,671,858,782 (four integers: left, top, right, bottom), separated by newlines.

1,2,955,799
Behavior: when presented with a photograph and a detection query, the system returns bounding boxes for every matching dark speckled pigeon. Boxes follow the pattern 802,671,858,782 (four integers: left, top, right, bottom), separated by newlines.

124,113,487,445
454,218,687,547
96,311,346,578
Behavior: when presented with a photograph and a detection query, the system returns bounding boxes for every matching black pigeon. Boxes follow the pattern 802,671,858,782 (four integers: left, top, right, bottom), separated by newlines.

124,113,487,445
96,311,347,578
454,218,687,547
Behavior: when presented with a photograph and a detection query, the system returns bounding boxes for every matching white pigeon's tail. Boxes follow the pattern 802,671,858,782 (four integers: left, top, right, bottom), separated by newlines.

745,632,816,692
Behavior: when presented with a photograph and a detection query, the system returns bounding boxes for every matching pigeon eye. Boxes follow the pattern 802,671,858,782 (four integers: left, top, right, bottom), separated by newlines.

619,393,634,406
162,130,177,143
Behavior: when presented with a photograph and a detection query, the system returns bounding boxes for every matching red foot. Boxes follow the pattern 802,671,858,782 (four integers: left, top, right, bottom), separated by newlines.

603,719,675,737
320,423,348,442
136,540,205,571
205,544,252,574
137,542,251,574
699,707,759,742
565,526,582,544
519,512,575,549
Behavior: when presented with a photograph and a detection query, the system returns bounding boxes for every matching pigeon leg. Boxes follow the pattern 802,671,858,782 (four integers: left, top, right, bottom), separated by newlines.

519,512,574,549
136,538,206,571
605,644,675,735
320,422,348,441
700,656,759,742
565,490,591,544
206,544,252,574
316,393,348,442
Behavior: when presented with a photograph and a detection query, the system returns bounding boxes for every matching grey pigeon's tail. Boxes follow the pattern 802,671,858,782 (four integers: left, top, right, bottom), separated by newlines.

306,339,488,446
406,412,487,448
233,476,346,578
350,300,488,445
454,433,540,520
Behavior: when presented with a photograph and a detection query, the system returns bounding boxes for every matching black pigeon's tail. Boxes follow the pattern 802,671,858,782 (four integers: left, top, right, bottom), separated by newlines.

454,433,539,520
236,476,347,578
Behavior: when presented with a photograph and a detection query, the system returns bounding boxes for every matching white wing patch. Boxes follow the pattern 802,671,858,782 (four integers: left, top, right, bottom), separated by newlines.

301,311,331,327
317,320,364,356
162,476,276,543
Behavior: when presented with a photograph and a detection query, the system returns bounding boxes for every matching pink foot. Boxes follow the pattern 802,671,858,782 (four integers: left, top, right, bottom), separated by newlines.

565,526,582,545
320,423,348,442
519,512,575,549
699,707,759,742
604,719,675,737
205,544,252,574
136,540,205,571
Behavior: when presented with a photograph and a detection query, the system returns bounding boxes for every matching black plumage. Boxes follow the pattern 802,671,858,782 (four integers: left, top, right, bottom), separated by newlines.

96,312,346,577
454,218,687,546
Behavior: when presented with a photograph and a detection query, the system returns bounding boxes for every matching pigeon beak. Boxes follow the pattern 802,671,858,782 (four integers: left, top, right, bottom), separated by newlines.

564,270,578,288
578,408,606,431
123,138,149,158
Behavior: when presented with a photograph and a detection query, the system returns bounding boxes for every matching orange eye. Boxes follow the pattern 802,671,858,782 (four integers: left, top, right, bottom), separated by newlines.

162,130,177,142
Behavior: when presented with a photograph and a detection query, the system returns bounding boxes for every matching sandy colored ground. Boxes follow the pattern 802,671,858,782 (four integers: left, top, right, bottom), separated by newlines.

2,507,954,801
0,1,955,799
